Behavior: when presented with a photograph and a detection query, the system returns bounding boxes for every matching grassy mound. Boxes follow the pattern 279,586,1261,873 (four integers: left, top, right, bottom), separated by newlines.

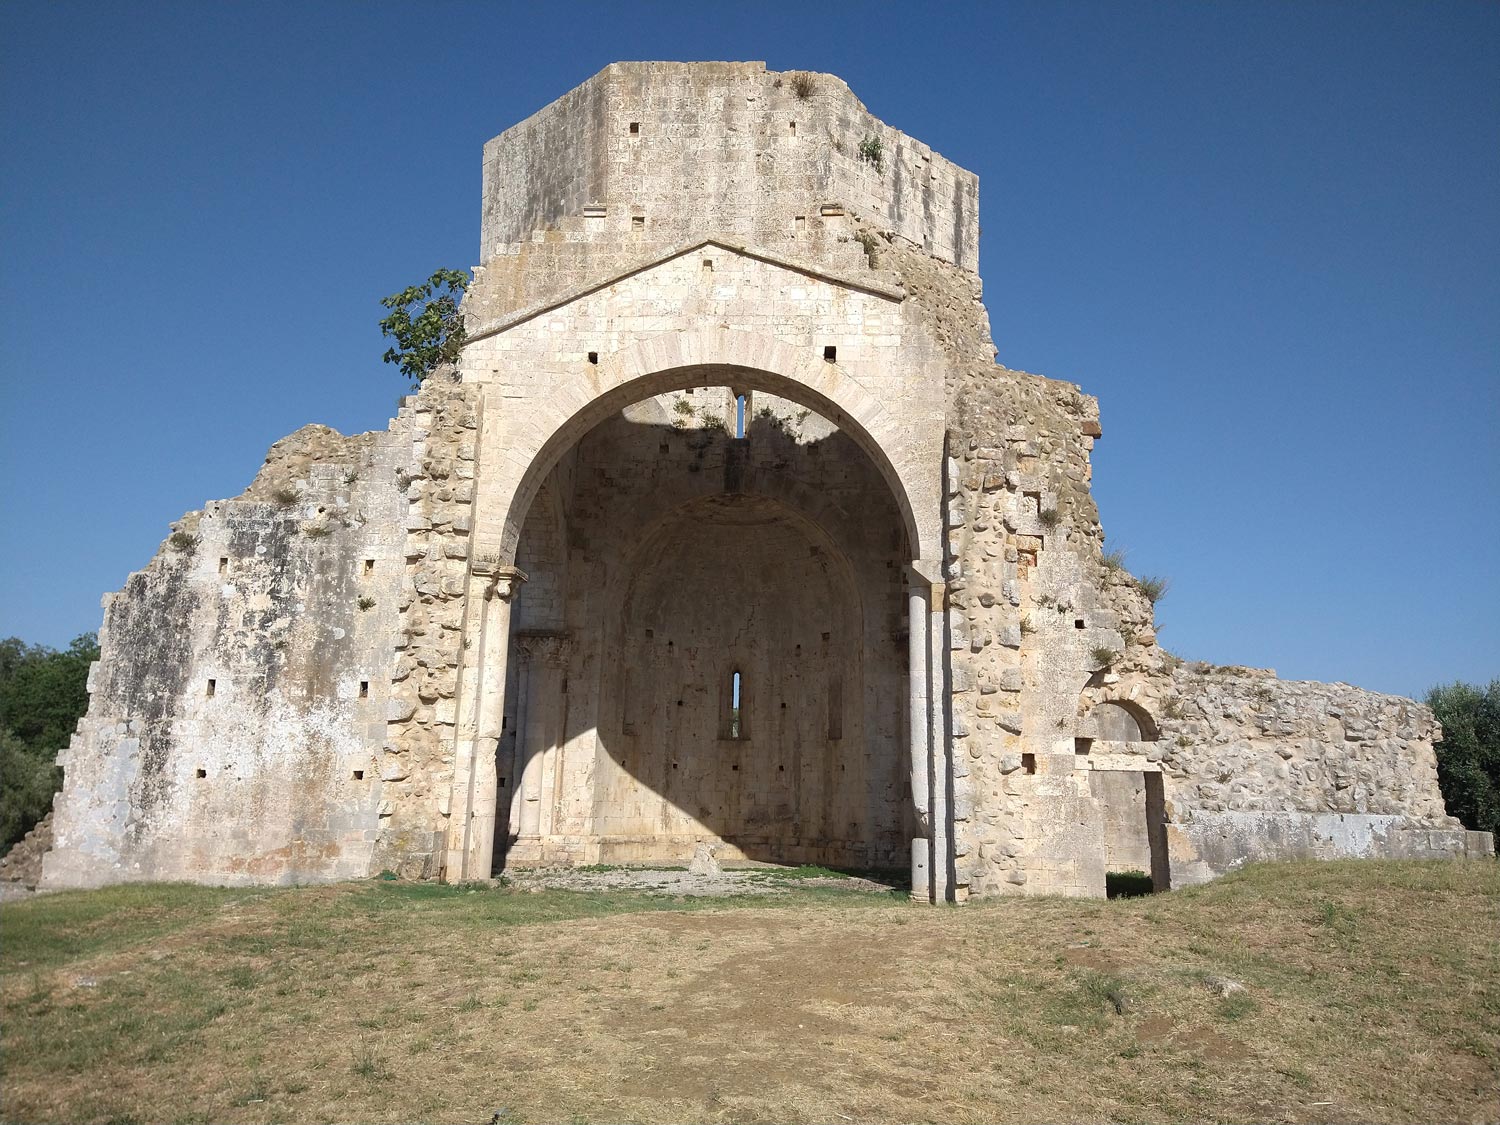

2,860,1496,1124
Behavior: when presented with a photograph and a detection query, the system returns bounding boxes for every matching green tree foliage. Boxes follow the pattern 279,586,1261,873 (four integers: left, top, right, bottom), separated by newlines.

378,268,469,383
1426,680,1500,838
0,633,98,854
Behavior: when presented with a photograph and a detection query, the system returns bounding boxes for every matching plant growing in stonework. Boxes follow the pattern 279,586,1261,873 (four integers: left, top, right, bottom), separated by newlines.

1134,575,1170,604
378,268,469,384
1090,645,1118,670
167,531,197,551
858,134,885,172
788,71,815,99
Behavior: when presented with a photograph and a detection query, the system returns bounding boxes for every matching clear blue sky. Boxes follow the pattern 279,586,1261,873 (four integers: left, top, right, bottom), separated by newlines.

3,1,1496,699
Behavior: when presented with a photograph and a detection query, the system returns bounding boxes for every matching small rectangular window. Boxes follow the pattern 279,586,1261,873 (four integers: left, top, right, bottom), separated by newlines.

628,121,640,135
1022,753,1037,775
206,679,216,698
823,345,837,362
1074,738,1092,756
353,769,364,780
794,215,806,232
363,558,375,576
587,351,599,365
359,681,369,699
218,557,228,575
196,768,207,779
631,215,645,229
724,670,746,740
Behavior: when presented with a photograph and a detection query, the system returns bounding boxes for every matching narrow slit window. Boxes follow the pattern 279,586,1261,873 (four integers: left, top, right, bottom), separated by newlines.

359,681,369,699
206,678,216,698
794,215,806,232
729,671,742,739
735,394,746,438
218,557,228,575
1022,753,1037,775
789,120,797,135
363,558,375,576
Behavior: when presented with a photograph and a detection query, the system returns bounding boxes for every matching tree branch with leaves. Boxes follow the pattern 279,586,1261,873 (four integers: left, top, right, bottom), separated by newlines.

378,268,470,383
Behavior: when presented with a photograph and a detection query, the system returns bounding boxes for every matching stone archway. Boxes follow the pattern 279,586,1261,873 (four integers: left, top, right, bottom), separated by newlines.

444,345,951,897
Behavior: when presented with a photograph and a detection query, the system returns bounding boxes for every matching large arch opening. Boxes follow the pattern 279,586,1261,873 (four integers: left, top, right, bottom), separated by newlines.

490,382,914,874
493,357,933,567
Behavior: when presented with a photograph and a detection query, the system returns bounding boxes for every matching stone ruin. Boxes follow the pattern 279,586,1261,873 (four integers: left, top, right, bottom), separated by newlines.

38,62,1492,900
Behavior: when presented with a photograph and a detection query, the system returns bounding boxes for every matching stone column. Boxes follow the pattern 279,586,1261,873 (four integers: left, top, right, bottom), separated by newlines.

516,634,572,845
514,642,540,839
464,567,526,881
910,558,948,902
907,576,932,902
928,574,950,903
445,561,525,883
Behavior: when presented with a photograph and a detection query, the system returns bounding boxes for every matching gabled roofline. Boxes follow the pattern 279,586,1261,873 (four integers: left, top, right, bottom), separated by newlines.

463,236,905,346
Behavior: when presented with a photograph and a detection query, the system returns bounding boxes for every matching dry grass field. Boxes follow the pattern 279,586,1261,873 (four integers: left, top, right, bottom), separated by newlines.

2,860,1497,1125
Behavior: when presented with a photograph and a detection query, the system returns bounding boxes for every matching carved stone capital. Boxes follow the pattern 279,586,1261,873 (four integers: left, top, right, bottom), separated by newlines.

473,554,527,601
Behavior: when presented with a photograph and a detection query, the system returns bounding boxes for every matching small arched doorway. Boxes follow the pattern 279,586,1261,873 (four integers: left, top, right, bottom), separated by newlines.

1081,700,1170,894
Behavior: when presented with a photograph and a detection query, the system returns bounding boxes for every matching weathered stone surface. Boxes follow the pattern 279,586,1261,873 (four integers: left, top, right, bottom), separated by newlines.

36,61,1490,898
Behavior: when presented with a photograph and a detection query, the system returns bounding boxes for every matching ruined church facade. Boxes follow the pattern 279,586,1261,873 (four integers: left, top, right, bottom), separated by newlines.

41,63,1490,900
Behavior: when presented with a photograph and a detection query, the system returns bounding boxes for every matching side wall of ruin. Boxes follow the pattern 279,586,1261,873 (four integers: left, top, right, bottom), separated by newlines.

43,423,415,888
873,232,1490,897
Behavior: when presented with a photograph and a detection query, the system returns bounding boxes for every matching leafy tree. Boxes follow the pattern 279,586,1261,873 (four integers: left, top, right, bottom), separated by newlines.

0,633,98,854
378,268,469,383
0,726,61,854
1426,680,1500,838
0,633,98,758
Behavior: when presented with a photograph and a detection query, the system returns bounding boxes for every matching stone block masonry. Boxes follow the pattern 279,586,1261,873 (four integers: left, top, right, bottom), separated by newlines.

38,62,1491,895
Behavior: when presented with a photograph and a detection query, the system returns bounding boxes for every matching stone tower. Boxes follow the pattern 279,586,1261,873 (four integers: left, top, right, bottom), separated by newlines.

40,63,1490,899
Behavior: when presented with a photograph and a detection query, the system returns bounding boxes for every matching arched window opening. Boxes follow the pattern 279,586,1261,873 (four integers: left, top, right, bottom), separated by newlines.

735,393,747,438
730,670,743,738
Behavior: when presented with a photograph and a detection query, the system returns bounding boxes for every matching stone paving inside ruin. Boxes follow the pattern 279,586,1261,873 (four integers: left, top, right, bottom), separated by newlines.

502,862,904,898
